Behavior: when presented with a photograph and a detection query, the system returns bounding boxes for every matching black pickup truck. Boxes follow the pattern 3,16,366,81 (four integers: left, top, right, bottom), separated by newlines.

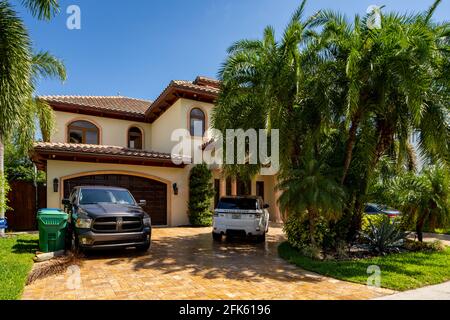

63,186,152,252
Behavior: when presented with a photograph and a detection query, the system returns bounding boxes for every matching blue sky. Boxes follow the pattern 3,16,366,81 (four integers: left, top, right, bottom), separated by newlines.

16,0,450,101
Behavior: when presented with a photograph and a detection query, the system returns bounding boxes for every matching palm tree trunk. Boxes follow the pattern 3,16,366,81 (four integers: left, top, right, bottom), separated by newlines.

416,218,425,242
341,112,361,185
0,136,5,237
308,207,317,248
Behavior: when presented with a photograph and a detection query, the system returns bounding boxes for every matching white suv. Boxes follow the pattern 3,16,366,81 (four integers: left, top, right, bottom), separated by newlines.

212,196,270,242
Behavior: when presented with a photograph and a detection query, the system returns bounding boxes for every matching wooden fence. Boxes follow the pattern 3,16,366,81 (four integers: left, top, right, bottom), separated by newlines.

5,181,47,231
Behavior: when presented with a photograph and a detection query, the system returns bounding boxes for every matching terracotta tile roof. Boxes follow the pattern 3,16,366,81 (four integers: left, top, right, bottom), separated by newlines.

33,142,186,162
172,80,220,95
193,76,221,89
40,76,222,122
38,95,152,116
145,79,220,121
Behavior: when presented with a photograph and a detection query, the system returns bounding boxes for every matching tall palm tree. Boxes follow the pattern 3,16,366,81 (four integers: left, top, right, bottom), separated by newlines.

313,1,450,237
0,0,64,236
314,0,449,186
214,0,312,170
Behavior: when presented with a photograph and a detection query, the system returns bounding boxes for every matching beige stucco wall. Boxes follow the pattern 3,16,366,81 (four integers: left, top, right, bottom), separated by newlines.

52,111,152,150
151,98,215,154
47,160,190,226
53,98,214,155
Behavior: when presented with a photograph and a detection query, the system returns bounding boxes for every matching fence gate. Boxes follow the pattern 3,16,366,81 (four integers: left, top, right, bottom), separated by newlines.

5,181,47,231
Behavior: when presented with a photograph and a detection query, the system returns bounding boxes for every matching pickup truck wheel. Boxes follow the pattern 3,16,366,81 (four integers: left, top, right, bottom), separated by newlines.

137,242,151,252
71,233,82,255
212,232,222,242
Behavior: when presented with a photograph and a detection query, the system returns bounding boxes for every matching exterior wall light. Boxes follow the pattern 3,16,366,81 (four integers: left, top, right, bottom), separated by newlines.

173,183,179,195
53,178,59,193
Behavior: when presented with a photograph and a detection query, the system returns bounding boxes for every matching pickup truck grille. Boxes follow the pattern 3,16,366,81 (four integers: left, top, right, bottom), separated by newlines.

93,217,143,233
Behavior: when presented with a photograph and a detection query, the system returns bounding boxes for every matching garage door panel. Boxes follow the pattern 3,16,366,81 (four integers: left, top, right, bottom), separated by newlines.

63,174,167,225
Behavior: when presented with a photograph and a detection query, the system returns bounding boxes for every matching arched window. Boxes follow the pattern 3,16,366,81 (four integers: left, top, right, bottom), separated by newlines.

128,127,143,149
190,108,205,137
68,120,99,144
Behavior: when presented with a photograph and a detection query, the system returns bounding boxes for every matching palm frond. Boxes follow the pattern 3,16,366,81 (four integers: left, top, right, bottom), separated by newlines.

20,0,59,20
424,0,442,23
32,51,66,83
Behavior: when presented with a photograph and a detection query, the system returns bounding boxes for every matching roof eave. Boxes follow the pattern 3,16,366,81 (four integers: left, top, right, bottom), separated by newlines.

33,148,186,168
145,83,219,122
45,101,148,122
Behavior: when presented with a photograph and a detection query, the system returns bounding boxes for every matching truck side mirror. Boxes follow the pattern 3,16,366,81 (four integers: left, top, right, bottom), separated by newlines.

138,200,147,207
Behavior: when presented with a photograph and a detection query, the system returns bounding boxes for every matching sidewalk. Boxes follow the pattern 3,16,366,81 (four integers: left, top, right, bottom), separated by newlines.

375,281,450,300
407,232,450,247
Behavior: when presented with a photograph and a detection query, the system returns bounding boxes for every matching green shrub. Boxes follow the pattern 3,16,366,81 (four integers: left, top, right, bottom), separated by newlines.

283,214,329,254
188,164,215,226
404,239,445,252
361,214,386,232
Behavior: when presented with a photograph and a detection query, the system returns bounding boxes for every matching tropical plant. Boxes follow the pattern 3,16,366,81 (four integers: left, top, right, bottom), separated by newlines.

383,166,450,242
312,0,450,237
278,157,346,250
360,215,408,254
0,0,65,236
212,0,324,177
188,164,215,226
213,0,449,247
283,213,330,255
4,139,46,182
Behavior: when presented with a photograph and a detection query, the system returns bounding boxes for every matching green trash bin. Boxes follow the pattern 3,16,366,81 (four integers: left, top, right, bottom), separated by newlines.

37,209,69,253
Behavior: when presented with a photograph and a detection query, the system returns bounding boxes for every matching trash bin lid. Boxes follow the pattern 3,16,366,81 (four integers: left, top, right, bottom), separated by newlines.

37,208,68,218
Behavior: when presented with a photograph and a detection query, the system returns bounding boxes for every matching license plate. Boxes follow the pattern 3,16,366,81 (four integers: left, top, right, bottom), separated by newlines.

232,214,241,219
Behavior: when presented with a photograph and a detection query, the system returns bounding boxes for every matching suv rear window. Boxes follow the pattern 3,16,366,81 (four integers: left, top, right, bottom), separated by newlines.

217,198,258,210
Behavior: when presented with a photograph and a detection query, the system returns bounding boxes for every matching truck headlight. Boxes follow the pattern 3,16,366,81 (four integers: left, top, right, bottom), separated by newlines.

143,217,151,226
76,218,92,228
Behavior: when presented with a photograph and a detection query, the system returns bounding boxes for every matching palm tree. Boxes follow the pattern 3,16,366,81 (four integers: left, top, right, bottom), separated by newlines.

384,166,450,242
314,0,449,186
212,0,320,177
278,156,345,249
312,1,450,237
0,0,64,236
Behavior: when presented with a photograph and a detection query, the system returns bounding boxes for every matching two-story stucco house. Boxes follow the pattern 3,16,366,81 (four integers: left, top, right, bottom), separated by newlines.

32,76,282,226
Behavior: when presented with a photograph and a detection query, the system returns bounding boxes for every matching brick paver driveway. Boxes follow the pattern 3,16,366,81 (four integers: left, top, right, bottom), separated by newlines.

23,226,392,300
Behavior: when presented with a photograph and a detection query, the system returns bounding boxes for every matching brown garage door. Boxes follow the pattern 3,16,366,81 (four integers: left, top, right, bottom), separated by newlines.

63,174,167,225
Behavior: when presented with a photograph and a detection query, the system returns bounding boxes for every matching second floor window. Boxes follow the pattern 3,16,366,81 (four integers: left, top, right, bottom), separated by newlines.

190,108,205,137
68,120,99,144
128,127,143,149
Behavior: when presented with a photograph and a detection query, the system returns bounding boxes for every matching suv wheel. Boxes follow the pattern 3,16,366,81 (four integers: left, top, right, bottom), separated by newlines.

256,233,266,243
212,232,222,242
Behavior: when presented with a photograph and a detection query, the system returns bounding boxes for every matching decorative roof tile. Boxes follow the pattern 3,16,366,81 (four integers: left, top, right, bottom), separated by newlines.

38,96,152,115
33,142,185,162
39,76,221,122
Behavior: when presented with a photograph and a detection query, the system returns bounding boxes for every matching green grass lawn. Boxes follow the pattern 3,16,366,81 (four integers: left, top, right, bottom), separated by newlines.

0,234,38,300
278,242,450,291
